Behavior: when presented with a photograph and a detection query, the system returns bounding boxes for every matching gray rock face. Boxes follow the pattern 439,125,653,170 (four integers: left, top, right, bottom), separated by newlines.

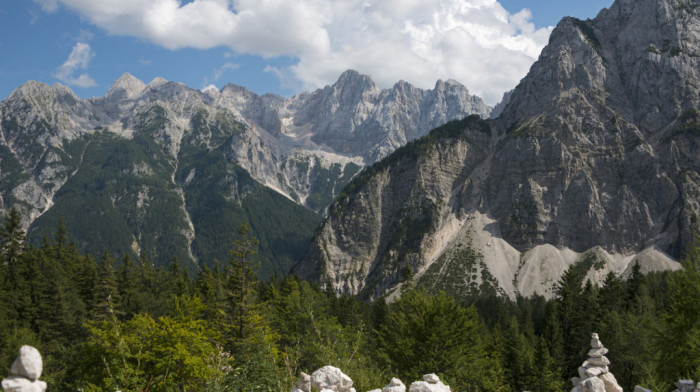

0,69,489,222
0,69,489,272
295,0,697,299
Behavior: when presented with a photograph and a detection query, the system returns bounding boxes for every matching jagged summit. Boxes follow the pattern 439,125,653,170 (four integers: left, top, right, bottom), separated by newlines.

105,72,146,100
501,0,700,132
146,76,169,89
0,67,490,273
294,0,697,300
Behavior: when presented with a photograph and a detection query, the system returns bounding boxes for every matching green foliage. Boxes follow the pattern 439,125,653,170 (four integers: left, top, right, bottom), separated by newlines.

1,210,698,391
655,237,700,383
377,289,487,390
176,142,322,279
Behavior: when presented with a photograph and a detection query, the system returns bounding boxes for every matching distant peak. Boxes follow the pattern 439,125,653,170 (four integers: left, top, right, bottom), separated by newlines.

106,72,146,99
147,77,168,89
333,69,377,93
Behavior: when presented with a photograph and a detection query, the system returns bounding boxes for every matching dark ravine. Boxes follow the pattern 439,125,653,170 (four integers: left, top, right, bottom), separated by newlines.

294,0,698,300
0,70,490,275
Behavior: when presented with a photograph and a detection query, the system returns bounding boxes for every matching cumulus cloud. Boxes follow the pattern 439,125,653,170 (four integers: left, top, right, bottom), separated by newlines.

53,42,97,88
37,0,553,104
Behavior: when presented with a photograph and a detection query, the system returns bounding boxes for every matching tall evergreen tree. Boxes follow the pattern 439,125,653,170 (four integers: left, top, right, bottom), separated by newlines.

0,207,26,284
225,223,260,350
93,250,120,319
655,237,700,382
554,265,586,375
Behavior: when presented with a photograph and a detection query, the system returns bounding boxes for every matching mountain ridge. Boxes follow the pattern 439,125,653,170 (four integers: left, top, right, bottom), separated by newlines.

293,0,698,300
0,69,491,275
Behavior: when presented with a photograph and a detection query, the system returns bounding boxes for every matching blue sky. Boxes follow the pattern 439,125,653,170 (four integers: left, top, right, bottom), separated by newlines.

0,0,613,105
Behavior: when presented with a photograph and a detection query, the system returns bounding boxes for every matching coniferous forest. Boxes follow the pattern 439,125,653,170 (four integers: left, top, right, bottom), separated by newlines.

0,208,698,392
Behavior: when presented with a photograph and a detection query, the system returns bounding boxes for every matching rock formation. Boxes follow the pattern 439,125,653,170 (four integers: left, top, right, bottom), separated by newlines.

291,368,450,392
571,333,623,392
0,69,489,274
295,0,696,300
408,374,451,392
310,366,355,392
383,377,406,392
1,346,47,392
673,380,700,392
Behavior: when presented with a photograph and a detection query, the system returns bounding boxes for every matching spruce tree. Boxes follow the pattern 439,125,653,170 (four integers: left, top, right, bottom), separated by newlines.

225,223,259,347
93,250,120,320
0,207,26,284
554,265,586,375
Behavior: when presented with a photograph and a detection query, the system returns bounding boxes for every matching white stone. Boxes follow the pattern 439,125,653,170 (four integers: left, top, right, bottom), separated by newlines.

368,390,382,392
585,367,603,377
591,339,604,349
586,356,611,367
348,388,356,392
600,372,623,392
1,376,47,392
10,346,43,381
588,348,609,357
591,333,599,340
311,366,353,392
383,378,406,392
423,374,440,384
408,380,451,392
295,372,311,392
572,377,581,387
580,377,606,392
571,387,580,392
634,386,652,392
578,367,588,379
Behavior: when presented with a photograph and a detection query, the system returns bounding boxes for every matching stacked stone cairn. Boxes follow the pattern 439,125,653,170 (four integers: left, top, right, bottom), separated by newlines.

291,367,450,392
1,346,47,392
571,333,623,392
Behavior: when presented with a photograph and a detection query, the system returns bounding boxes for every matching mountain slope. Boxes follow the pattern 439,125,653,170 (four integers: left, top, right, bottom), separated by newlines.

0,71,489,274
294,0,697,299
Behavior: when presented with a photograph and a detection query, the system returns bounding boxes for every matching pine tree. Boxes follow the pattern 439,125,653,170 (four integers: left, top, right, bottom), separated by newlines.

225,223,260,350
554,265,587,375
533,337,566,392
0,207,26,284
655,236,700,382
93,250,120,320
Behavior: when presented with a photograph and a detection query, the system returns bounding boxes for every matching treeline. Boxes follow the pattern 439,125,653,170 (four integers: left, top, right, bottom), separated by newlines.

0,208,698,391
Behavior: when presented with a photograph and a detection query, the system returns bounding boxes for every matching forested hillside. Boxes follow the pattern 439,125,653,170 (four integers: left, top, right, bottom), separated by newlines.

0,209,698,391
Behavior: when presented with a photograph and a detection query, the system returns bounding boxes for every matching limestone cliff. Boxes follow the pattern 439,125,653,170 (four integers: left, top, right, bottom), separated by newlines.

295,0,697,299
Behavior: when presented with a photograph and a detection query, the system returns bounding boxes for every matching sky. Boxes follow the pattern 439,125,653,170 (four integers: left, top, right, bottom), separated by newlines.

0,0,613,106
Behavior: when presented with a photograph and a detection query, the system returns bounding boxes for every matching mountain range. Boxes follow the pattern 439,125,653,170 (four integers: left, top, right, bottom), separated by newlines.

293,0,699,299
0,67,489,277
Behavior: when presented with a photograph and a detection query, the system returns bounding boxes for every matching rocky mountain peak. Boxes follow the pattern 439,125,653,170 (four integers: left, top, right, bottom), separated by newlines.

501,0,700,131
146,77,169,90
294,0,697,300
106,72,146,100
333,69,377,92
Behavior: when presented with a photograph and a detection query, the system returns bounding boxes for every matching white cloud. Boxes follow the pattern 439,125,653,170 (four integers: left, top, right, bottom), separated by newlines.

53,42,97,88
201,84,218,93
38,0,553,104
212,62,240,81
